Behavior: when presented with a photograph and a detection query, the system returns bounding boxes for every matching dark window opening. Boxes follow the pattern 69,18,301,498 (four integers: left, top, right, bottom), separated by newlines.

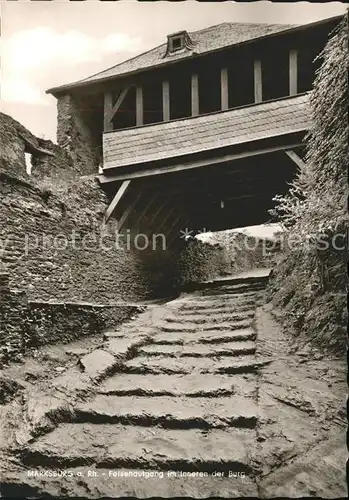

169,73,191,120
112,87,136,130
228,59,254,108
198,66,221,114
172,37,183,50
143,81,163,125
298,47,319,94
167,32,187,53
262,49,289,101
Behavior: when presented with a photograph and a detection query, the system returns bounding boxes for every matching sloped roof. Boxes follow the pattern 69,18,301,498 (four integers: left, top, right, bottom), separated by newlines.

47,22,295,94
81,22,295,84
103,93,310,171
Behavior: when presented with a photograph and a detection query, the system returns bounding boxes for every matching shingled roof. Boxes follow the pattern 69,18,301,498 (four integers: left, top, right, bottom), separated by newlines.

102,93,310,171
47,22,296,94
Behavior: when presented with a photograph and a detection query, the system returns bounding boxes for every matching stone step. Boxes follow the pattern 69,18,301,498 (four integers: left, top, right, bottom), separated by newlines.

99,374,256,398
160,319,253,333
122,355,260,375
202,284,265,296
2,466,258,498
164,311,255,325
186,274,269,294
73,395,258,429
176,302,256,314
138,341,256,358
22,424,256,473
152,328,256,345
183,291,259,304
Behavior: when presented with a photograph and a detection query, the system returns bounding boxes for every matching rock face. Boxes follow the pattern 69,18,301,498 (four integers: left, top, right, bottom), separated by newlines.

0,274,346,498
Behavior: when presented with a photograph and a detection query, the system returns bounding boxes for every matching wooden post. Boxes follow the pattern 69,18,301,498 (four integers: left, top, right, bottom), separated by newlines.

104,92,113,132
162,81,170,121
289,49,298,96
191,73,199,116
254,60,262,103
136,86,143,126
221,68,229,110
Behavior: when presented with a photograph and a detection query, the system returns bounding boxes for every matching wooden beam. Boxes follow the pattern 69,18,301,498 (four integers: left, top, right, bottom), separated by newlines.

191,73,199,116
254,60,262,103
112,88,129,117
99,141,304,184
132,195,157,229
146,200,168,234
289,50,298,96
162,81,170,121
167,214,186,245
285,149,305,169
104,88,129,132
221,68,229,110
157,207,177,234
104,92,113,132
136,86,143,126
118,193,141,231
103,180,131,224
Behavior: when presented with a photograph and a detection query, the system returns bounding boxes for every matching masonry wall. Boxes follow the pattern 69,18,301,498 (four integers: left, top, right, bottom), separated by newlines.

0,112,178,305
0,173,161,303
56,94,102,176
0,271,143,364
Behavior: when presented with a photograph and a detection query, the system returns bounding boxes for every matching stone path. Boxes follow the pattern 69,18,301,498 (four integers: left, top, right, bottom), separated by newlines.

0,272,346,498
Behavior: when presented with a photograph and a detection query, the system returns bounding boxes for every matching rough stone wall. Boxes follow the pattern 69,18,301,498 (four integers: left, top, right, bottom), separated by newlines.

30,139,76,183
0,111,178,304
56,94,101,175
0,113,37,180
0,173,155,303
0,272,28,363
0,272,143,364
175,238,230,288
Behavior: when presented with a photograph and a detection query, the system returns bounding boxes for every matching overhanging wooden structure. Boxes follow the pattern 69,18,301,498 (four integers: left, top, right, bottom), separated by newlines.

98,94,310,241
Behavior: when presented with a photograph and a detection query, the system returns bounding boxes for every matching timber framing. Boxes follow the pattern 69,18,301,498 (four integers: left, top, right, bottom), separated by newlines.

254,59,262,103
162,81,170,121
99,136,305,184
104,87,130,132
289,50,298,96
103,180,131,224
47,16,341,97
285,149,306,169
117,193,142,231
220,68,229,110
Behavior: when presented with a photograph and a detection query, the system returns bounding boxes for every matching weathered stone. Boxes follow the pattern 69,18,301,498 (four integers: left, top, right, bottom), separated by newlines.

160,319,253,333
78,349,116,379
123,355,259,375
99,373,256,397
138,341,256,357
105,336,147,358
152,328,256,345
75,395,258,428
164,310,255,324
26,423,256,471
2,466,258,498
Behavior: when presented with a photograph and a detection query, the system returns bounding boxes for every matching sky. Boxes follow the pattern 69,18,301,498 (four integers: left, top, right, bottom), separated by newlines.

1,1,346,141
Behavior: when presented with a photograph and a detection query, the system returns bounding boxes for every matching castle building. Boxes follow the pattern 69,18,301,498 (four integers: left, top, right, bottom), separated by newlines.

47,15,341,241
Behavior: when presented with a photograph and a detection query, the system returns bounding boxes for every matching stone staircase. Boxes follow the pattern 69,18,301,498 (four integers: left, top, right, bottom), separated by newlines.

4,273,270,498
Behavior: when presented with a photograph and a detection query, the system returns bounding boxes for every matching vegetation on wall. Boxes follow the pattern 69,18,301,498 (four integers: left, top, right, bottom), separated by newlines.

268,14,348,354
176,238,230,288
205,230,281,272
